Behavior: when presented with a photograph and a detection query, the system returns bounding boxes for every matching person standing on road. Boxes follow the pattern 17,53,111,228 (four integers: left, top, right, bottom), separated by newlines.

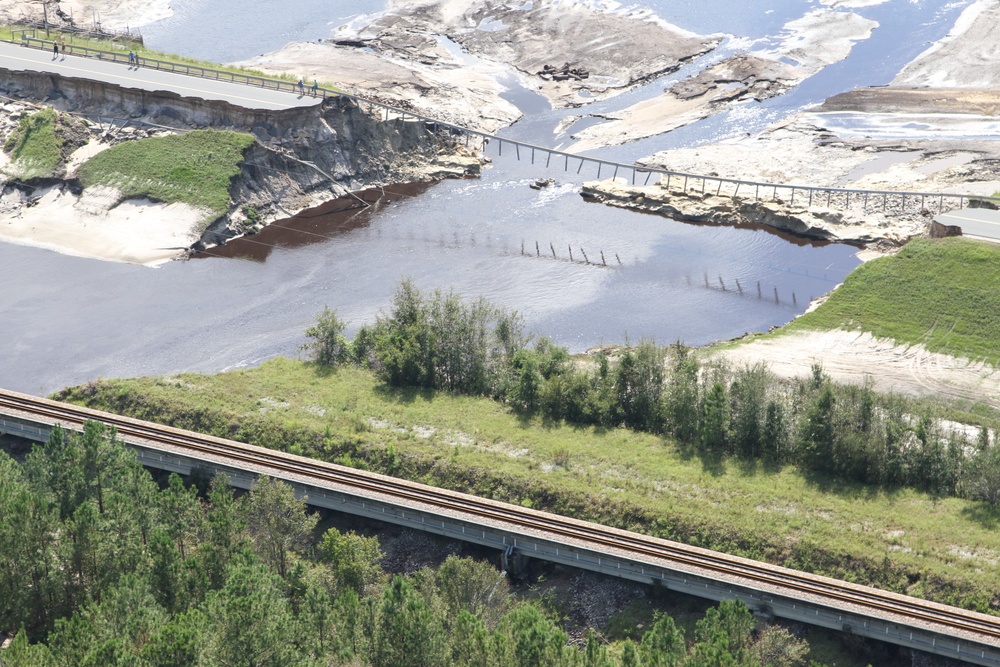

52,42,58,59
312,79,319,96
128,51,135,66
298,77,305,95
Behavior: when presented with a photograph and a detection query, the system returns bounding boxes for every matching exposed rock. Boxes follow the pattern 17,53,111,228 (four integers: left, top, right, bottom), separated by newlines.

325,0,719,110
580,178,927,246
669,54,796,103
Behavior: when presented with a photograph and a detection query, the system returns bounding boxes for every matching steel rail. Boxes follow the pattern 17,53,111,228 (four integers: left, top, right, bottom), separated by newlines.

2,388,999,641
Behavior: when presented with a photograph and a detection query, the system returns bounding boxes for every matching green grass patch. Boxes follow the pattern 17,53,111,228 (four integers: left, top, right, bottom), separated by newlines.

3,107,61,178
77,129,255,220
57,359,1000,615
787,237,1000,365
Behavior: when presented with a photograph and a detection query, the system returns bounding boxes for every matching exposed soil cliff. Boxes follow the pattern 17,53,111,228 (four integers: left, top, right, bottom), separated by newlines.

0,68,482,262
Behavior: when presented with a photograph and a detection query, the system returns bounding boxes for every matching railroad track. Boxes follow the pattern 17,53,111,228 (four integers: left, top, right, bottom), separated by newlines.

2,388,999,646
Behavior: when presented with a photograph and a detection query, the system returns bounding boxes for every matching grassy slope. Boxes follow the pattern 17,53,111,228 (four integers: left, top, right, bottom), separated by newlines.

787,237,1000,365
58,359,1000,614
2,107,61,178
77,129,255,219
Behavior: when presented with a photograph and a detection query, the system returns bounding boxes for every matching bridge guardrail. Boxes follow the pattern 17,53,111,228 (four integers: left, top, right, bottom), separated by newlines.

9,34,1000,214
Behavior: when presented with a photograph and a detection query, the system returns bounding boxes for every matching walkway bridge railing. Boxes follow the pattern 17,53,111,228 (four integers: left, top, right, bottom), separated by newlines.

10,35,1000,215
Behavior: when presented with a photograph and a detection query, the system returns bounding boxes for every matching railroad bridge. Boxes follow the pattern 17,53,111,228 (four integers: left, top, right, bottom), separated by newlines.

1,389,999,667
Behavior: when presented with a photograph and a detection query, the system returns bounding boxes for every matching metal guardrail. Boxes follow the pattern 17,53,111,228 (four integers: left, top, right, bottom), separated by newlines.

17,35,320,97
14,21,142,44
9,34,1000,215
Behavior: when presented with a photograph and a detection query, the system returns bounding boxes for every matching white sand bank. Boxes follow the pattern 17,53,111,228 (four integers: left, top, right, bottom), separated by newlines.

0,185,205,266
713,329,1000,409
894,0,1000,88
234,40,522,134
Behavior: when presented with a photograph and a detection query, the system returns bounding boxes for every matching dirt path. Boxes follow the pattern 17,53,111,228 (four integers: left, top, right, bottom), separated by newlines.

713,329,1000,408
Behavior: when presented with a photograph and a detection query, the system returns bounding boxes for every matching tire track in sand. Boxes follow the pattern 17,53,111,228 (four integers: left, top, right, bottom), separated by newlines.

715,330,1000,409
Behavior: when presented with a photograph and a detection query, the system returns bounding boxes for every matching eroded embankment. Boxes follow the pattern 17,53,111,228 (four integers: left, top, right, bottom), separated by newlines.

580,178,928,246
0,68,482,261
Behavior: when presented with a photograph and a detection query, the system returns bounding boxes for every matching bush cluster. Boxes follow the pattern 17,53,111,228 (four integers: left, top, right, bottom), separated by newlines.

306,282,1000,503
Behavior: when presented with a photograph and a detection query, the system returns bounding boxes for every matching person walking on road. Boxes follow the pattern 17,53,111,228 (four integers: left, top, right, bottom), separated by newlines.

312,79,319,96
298,77,305,95
52,42,58,59
128,51,136,67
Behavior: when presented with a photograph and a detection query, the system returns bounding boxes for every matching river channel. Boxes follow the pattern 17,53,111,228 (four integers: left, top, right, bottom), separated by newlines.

0,0,971,395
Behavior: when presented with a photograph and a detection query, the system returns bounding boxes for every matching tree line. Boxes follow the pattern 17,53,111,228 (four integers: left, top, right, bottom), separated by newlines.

305,280,1000,503
0,422,818,667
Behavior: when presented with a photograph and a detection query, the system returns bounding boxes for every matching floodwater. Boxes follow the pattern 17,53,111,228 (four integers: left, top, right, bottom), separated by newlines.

0,0,973,395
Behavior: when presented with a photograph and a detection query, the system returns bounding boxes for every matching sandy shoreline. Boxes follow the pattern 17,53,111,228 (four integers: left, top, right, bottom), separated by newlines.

0,182,206,266
711,329,1000,410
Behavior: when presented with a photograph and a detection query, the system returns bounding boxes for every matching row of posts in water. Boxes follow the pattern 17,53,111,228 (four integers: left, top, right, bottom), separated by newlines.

696,273,806,307
521,240,621,267
520,239,805,306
